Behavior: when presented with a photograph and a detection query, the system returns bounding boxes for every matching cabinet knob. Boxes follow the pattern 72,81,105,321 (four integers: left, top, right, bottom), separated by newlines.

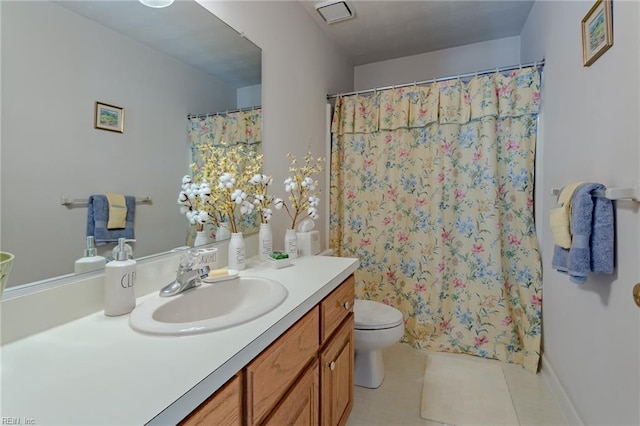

633,283,640,308
342,301,351,310
327,361,336,371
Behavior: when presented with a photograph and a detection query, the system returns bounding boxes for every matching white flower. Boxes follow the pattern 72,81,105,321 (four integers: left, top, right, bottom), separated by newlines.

196,210,209,224
179,205,190,214
308,196,320,207
178,191,189,204
231,189,246,203
186,211,197,224
307,207,319,220
262,208,272,221
274,198,284,210
182,175,192,185
251,174,263,185
197,184,211,199
284,177,297,192
219,173,236,189
240,200,255,215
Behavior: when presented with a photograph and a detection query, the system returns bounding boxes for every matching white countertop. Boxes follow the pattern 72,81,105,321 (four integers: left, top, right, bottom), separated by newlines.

0,255,359,425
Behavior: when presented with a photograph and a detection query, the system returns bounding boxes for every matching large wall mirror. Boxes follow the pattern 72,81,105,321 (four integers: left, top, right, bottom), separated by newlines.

0,0,262,290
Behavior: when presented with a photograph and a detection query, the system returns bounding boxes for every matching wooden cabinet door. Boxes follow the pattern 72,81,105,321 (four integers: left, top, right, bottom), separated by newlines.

180,374,242,426
245,307,320,425
264,359,319,426
320,315,354,426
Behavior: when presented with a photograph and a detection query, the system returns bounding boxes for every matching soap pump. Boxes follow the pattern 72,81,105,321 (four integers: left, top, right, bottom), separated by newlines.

74,236,106,274
111,239,135,261
104,237,136,316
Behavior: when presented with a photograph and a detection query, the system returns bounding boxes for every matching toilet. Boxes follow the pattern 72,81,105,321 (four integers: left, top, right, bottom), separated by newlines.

316,249,404,388
353,299,404,389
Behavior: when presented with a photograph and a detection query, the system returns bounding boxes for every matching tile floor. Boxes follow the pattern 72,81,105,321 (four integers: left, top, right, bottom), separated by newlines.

347,343,567,426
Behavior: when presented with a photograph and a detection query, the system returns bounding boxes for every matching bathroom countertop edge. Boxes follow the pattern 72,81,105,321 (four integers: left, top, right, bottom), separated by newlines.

0,255,359,425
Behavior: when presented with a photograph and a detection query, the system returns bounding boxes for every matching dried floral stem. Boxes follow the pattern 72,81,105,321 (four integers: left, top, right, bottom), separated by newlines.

276,149,324,230
189,142,262,234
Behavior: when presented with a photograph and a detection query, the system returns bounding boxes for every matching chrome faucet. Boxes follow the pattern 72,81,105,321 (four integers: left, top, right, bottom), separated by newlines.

160,252,210,297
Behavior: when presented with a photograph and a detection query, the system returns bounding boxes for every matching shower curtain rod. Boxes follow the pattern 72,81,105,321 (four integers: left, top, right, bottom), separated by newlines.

326,59,545,100
187,105,261,119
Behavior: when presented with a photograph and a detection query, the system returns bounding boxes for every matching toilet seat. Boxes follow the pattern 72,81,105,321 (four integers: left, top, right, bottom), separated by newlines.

354,299,403,330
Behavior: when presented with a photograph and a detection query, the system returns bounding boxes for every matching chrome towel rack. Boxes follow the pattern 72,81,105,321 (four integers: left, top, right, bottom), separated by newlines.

550,186,640,202
60,196,152,207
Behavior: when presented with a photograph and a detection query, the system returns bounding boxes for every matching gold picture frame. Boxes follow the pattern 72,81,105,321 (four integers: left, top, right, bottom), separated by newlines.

94,102,124,133
581,0,613,67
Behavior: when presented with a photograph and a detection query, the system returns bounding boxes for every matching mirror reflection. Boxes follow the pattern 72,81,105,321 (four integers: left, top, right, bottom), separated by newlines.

0,0,262,289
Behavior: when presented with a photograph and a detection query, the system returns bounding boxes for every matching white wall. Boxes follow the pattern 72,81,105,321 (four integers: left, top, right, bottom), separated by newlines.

198,1,354,250
1,1,237,287
354,36,520,90
237,84,262,109
521,1,640,424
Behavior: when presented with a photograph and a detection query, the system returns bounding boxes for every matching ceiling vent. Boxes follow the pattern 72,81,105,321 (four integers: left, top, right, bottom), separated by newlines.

315,1,355,24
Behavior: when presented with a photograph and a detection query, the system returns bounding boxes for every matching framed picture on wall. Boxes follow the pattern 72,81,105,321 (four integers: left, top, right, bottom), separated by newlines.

581,0,613,67
94,102,124,133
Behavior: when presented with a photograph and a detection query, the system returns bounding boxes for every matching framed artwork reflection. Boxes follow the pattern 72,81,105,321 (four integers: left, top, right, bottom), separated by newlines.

581,0,613,67
94,102,124,133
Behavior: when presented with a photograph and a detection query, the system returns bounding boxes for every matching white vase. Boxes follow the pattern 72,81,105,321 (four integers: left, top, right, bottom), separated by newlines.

216,222,231,241
228,232,246,271
194,230,208,247
259,223,273,261
284,228,298,259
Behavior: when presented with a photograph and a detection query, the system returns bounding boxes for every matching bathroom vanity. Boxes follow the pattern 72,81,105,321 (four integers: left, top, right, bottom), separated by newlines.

0,255,359,425
183,275,355,425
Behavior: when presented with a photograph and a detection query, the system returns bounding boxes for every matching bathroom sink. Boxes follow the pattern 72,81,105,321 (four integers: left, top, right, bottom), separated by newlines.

129,277,288,336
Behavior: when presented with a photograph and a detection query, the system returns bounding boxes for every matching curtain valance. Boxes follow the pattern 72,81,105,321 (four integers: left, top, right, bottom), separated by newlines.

331,67,540,135
188,109,262,146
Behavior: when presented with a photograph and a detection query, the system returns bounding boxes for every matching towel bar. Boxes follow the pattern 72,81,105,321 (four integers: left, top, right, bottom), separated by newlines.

60,196,152,207
550,186,640,202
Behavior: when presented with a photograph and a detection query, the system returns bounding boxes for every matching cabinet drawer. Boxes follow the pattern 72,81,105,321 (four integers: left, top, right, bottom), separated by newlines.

180,374,242,426
245,306,320,425
320,275,354,344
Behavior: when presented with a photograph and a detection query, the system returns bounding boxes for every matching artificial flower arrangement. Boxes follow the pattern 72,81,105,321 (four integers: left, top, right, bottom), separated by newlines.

274,150,325,229
178,143,262,234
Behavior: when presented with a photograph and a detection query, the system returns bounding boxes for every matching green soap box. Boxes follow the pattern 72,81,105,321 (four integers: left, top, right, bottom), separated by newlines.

267,252,291,269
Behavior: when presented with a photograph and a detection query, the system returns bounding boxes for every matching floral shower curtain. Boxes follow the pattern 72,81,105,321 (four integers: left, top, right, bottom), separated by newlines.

187,109,262,239
330,67,542,372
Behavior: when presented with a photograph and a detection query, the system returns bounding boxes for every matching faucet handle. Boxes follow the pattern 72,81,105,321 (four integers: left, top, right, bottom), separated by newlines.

178,250,198,271
196,265,210,280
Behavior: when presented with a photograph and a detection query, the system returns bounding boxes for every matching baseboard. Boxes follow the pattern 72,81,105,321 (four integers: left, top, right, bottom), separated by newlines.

540,355,583,425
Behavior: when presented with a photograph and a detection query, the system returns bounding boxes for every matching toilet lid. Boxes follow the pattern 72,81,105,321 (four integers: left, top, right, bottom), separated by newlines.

354,299,403,330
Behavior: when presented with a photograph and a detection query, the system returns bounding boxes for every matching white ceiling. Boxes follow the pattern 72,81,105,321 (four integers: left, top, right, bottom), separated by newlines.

55,0,262,88
54,0,534,85
298,0,535,66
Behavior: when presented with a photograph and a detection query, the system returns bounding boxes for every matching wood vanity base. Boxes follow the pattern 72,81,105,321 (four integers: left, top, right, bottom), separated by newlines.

181,274,355,426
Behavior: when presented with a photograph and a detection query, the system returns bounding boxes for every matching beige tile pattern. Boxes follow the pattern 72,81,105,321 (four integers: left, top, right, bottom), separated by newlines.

347,343,567,426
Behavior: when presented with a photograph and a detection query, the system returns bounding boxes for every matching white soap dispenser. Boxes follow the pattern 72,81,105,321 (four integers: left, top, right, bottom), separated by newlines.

74,236,106,274
104,237,136,316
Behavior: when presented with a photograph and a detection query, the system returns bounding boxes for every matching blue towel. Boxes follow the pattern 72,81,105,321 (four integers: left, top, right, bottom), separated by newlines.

87,195,136,246
552,183,614,283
